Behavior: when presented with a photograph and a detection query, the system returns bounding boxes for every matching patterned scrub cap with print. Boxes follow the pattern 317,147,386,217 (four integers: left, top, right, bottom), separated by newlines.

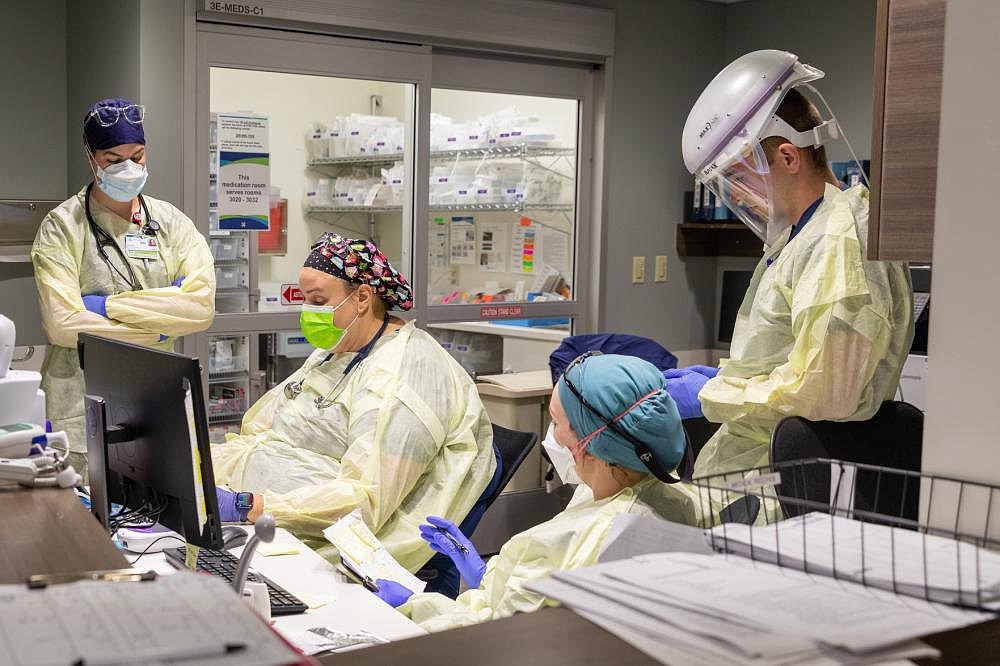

304,232,414,311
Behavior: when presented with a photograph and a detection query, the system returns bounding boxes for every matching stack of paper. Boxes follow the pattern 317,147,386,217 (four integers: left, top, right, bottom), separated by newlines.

527,551,991,665
709,512,1000,608
0,571,304,665
322,509,426,593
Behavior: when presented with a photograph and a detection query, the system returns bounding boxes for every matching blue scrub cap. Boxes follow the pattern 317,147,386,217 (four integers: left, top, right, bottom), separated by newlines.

83,97,146,151
557,354,685,474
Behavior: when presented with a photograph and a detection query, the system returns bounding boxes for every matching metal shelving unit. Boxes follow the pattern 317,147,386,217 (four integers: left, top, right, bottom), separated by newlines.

305,202,573,216
307,144,576,168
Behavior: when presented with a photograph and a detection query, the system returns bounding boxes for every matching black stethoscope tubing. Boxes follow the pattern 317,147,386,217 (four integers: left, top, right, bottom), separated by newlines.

84,182,160,292
283,313,391,404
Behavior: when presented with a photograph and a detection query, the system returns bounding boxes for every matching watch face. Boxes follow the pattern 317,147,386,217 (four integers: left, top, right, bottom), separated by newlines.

235,492,254,510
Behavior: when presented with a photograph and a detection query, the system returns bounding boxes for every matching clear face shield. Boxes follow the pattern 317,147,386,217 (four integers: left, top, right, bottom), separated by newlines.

701,142,774,244
684,51,866,249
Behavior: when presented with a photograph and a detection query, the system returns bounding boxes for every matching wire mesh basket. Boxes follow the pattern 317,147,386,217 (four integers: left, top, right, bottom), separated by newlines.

691,458,1000,612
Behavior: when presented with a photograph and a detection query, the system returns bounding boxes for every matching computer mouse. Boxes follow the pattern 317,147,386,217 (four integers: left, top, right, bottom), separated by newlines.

222,525,249,550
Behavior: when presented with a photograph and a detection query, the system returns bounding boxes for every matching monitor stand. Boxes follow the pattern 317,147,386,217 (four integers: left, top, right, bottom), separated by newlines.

84,394,133,531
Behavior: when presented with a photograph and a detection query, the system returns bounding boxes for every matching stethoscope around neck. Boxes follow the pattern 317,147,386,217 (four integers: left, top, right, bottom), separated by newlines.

84,182,160,292
283,313,391,409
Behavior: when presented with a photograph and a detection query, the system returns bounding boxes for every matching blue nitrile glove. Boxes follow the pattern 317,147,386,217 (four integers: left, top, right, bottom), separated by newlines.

662,365,719,380
172,275,186,287
82,294,108,318
419,516,487,589
216,487,240,522
663,367,716,419
158,334,168,342
374,579,414,608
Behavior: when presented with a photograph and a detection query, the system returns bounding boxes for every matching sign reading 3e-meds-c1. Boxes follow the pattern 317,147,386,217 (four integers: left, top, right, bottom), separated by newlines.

207,2,265,16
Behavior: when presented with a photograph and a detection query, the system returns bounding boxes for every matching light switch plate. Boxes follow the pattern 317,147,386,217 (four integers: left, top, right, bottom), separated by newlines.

654,255,667,282
632,256,646,284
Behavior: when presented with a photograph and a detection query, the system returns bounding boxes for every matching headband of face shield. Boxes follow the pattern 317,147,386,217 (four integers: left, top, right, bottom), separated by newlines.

699,97,840,246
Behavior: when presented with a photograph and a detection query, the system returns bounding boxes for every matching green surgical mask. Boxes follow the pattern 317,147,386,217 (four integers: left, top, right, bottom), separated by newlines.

300,294,355,350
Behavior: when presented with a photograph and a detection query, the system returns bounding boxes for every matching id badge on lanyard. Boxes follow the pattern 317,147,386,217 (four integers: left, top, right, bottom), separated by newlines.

124,233,159,260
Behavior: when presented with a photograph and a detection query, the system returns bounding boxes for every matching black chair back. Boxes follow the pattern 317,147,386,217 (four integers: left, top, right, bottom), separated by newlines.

682,416,722,462
769,401,923,522
482,424,538,509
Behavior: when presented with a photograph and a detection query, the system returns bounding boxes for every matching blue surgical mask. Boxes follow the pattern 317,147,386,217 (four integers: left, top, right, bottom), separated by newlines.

95,159,148,202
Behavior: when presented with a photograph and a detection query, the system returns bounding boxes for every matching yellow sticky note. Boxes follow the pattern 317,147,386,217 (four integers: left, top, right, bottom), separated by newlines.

258,544,300,557
185,544,200,570
298,595,333,610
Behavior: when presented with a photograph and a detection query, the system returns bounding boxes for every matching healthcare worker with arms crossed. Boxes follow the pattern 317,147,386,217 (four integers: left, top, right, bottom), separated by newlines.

668,51,913,478
31,98,216,480
370,353,700,631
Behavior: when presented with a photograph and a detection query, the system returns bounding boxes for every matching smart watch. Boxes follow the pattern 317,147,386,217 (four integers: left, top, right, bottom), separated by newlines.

235,491,254,522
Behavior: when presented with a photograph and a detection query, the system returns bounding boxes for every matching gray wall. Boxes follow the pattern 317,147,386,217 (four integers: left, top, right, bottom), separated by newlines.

0,0,67,199
139,0,186,204
563,0,877,351
566,0,728,352
66,0,141,193
724,0,876,163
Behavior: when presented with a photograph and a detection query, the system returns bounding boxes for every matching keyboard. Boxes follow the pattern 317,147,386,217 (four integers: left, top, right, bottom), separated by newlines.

164,546,308,616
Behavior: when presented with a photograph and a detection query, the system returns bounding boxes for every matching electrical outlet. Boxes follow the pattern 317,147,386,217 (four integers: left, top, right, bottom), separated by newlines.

655,255,668,282
632,256,646,284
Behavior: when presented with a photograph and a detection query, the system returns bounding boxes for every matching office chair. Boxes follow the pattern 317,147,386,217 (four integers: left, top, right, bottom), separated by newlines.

769,400,924,524
419,424,539,598
682,416,721,461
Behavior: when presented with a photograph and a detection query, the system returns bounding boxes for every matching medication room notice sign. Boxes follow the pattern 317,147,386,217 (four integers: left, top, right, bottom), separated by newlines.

218,113,270,230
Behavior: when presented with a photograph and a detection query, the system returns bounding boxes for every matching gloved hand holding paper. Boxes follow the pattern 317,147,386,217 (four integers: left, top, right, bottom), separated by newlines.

322,509,426,594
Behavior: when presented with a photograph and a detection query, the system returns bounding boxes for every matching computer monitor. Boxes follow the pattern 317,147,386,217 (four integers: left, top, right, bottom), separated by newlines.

909,265,930,356
79,333,223,549
715,267,755,347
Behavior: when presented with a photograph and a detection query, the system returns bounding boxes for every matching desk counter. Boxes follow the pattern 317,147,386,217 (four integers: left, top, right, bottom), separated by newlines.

0,486,127,583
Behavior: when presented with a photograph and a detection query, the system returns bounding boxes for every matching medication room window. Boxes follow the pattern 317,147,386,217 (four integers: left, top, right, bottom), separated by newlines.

426,90,578,312
209,67,414,314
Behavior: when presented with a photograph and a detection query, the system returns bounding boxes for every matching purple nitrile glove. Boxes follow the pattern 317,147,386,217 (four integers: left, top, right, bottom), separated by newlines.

419,516,486,589
663,370,714,419
374,579,414,608
662,365,719,380
215,487,240,522
172,276,186,287
82,294,108,318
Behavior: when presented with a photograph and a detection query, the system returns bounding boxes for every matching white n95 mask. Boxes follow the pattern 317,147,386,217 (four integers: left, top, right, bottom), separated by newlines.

541,424,581,486
95,159,148,202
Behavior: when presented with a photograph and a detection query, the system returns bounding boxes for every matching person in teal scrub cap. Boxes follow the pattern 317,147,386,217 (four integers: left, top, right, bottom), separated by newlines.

371,353,701,632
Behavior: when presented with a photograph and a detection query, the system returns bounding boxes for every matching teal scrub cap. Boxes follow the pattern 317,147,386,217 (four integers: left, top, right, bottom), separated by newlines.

557,353,685,474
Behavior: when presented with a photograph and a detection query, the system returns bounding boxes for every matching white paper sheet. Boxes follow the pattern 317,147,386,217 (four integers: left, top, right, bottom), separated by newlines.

599,513,714,563
602,552,987,653
429,216,449,268
478,223,508,272
449,216,476,265
0,572,300,666
529,568,943,666
539,228,568,276
322,510,426,593
709,512,1000,606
